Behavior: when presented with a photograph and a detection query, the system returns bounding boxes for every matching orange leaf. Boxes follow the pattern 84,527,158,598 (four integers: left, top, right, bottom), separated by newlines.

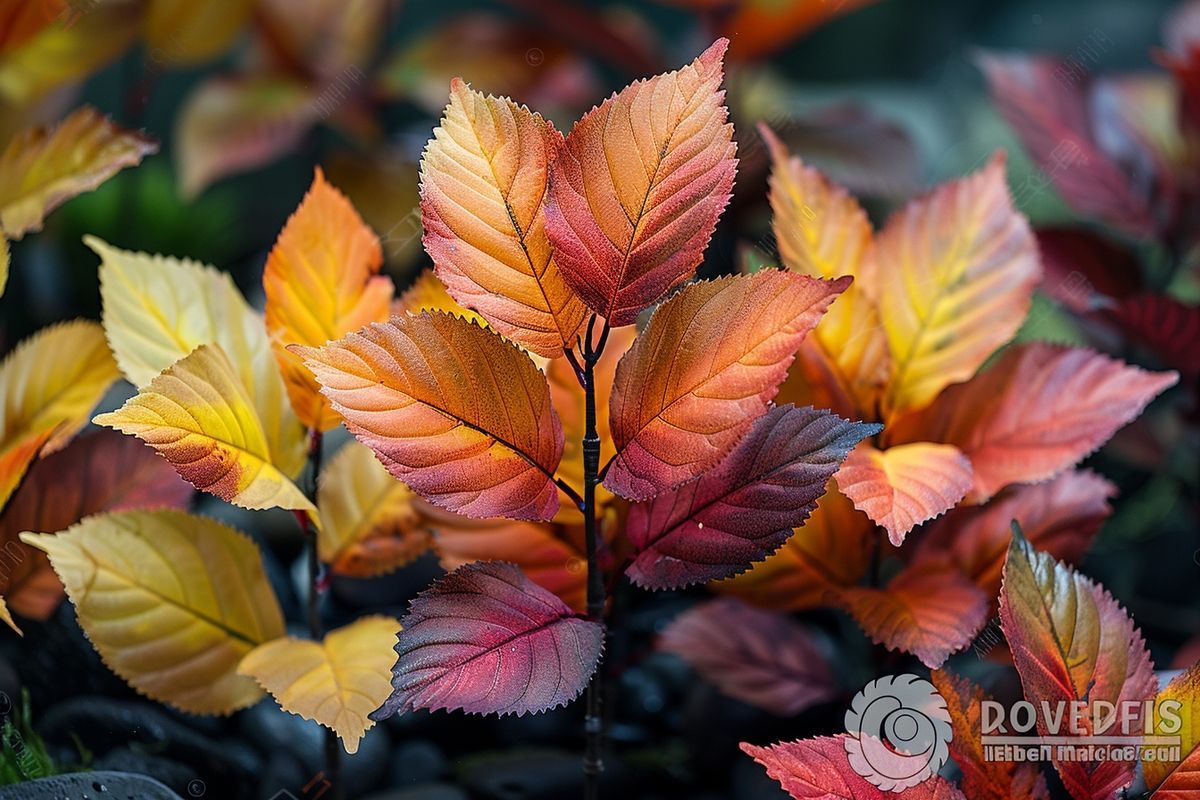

0,1,67,54
545,39,736,326
264,168,393,431
1000,530,1156,800
394,267,484,325
1145,659,1200,795
834,442,973,546
605,271,849,500
293,312,564,521
838,560,988,668
717,0,881,61
930,669,1050,800
421,79,587,357
893,343,1178,500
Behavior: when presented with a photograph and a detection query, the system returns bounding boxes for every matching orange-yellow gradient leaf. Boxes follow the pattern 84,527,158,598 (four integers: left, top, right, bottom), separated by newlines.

94,345,314,516
545,39,737,326
715,485,873,611
265,168,393,431
606,271,849,500
0,0,67,54
318,442,430,577
294,312,564,521
876,154,1040,416
421,79,586,357
762,123,888,411
91,236,306,477
0,595,18,635
394,267,484,324
144,0,253,66
834,442,973,546
892,343,1178,501
0,232,7,296
0,107,156,239
0,319,119,509
238,616,400,754
21,509,285,714
1144,660,1200,793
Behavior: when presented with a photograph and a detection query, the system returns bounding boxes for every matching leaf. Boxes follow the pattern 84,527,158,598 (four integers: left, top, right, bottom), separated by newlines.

999,529,1157,800
175,76,316,198
293,311,564,521
1108,293,1200,375
605,271,850,500
1035,228,1141,313
91,236,305,477
929,669,1050,800
0,107,156,238
625,404,878,589
1145,659,1200,794
0,319,119,509
838,561,988,669
545,39,737,326
911,470,1115,600
892,343,1178,500
1,232,8,296
0,594,18,635
317,442,430,577
420,79,587,357
394,268,484,324
714,0,880,61
426,507,588,613
373,561,603,718
264,168,393,431
834,442,973,546
741,735,967,800
21,509,285,715
715,485,874,611
876,154,1040,416
94,345,314,516
239,616,400,754
144,0,253,65
0,430,192,620
659,599,836,716
0,0,67,54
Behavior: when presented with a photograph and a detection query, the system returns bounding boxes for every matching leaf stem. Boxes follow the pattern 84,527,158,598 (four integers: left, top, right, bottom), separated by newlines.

581,316,608,800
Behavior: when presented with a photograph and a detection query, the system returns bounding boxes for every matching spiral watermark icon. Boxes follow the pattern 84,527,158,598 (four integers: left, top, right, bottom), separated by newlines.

844,674,952,791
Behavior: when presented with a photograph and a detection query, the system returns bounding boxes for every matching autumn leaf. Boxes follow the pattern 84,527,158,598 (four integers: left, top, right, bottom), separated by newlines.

876,154,1040,416
0,107,156,238
394,267,484,324
0,0,66,54
659,599,836,716
0,232,8,297
715,485,874,611
0,319,119,509
712,0,880,61
21,509,285,715
834,442,973,546
0,430,191,621
1108,293,1200,375
294,312,564,521
318,442,430,577
605,271,850,500
264,168,393,431
239,616,400,754
144,0,252,65
929,669,1050,800
911,470,1115,600
421,79,586,357
741,735,967,800
1144,659,1200,795
373,561,603,718
545,39,737,326
95,345,315,516
999,528,1157,800
838,560,988,668
625,404,878,589
893,343,1178,500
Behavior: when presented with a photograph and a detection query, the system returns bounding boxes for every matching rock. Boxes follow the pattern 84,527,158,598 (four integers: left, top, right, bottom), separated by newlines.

360,785,468,800
388,738,449,786
92,749,195,796
461,751,626,799
0,770,183,799
13,604,133,708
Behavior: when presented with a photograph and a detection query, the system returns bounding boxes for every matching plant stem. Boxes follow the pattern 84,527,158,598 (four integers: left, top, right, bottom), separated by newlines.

302,428,342,800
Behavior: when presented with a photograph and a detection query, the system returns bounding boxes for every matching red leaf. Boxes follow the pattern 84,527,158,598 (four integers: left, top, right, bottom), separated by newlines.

741,735,967,800
373,561,603,718
1107,293,1200,375
545,39,736,326
1035,228,1142,313
659,599,836,716
625,405,878,589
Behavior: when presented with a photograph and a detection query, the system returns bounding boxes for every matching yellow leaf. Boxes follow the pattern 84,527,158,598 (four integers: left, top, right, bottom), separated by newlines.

238,616,400,754
0,319,119,508
90,236,305,477
22,509,285,714
0,595,19,635
0,0,68,54
143,0,252,65
394,267,484,325
0,107,156,238
318,442,430,577
264,168,393,431
94,344,314,516
876,154,1040,415
0,232,7,296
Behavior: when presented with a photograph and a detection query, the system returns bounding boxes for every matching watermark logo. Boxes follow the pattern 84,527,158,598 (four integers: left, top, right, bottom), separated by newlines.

844,674,952,791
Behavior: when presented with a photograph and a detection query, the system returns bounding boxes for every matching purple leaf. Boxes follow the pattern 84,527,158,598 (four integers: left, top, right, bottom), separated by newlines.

624,405,879,590
659,599,837,716
372,561,603,718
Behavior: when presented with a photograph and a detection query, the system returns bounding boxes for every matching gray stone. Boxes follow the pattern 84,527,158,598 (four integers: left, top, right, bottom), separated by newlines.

0,769,183,799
